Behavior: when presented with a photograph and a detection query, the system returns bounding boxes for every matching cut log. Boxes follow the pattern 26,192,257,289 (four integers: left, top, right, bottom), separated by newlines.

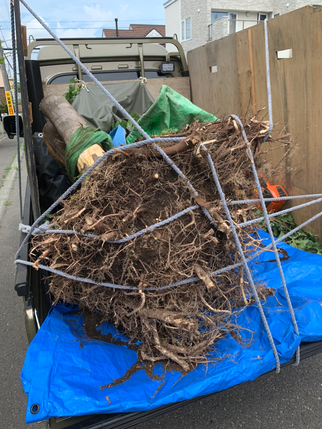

40,95,106,174
40,95,88,144
77,144,105,174
43,121,66,167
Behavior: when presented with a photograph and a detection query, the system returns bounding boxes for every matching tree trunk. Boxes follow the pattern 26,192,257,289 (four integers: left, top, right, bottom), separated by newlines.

43,120,66,167
77,145,105,174
39,95,88,144
40,95,105,174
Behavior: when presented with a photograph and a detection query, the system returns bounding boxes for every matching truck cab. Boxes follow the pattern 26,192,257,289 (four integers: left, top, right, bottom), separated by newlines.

31,37,189,84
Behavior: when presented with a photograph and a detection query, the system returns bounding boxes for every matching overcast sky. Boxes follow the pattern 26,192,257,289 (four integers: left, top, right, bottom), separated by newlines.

0,0,166,53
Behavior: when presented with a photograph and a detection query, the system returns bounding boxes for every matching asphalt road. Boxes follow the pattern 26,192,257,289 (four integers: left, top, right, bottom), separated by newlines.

1,132,322,429
0,135,40,429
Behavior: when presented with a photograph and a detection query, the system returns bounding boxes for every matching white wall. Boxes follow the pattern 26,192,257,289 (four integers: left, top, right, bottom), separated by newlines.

235,11,260,31
210,11,267,39
165,0,182,40
227,11,263,33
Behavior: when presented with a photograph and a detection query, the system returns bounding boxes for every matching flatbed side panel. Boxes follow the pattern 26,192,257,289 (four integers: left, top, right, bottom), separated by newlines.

14,0,41,220
48,340,322,429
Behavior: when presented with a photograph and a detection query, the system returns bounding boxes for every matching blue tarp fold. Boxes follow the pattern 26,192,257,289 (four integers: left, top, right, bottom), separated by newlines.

22,231,322,423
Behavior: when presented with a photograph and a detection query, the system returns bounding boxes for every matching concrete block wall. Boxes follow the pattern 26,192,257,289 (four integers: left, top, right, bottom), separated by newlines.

165,0,322,55
209,0,272,12
273,0,322,15
180,0,212,53
211,17,229,40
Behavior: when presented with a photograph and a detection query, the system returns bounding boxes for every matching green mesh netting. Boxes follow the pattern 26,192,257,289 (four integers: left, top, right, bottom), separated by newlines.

65,126,113,182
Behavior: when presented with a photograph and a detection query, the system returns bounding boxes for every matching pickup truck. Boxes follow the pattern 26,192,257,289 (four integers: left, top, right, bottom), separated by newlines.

8,10,322,429
12,33,204,429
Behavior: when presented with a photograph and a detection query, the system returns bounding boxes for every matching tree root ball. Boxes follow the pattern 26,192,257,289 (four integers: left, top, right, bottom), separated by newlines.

31,116,290,371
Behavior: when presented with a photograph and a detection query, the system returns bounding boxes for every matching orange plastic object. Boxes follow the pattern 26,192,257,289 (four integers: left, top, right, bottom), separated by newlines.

255,181,288,213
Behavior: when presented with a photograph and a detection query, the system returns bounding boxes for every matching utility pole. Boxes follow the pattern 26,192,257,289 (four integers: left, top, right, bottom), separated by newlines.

0,44,11,92
115,18,119,37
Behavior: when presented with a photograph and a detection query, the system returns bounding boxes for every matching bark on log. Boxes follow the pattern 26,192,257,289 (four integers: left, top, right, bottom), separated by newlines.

40,95,88,144
43,121,66,167
40,95,105,173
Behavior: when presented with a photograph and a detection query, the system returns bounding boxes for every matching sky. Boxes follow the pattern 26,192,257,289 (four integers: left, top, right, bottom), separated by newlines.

0,0,167,74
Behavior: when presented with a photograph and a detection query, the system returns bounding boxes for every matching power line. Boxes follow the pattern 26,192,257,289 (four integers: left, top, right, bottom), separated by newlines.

1,27,167,30
0,25,165,29
0,26,10,48
0,23,13,77
5,55,13,72
0,37,11,45
1,0,10,20
0,19,166,23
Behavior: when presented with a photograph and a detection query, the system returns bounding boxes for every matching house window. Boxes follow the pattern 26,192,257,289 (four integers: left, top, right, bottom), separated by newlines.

186,17,191,39
181,17,192,41
258,13,268,21
211,11,228,23
274,13,280,17
181,20,185,40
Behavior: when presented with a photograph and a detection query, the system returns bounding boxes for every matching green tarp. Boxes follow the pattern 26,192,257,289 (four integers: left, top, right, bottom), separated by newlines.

72,82,217,146
126,85,217,144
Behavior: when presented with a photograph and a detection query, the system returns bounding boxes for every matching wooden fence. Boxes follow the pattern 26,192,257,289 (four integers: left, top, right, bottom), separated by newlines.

188,5,322,240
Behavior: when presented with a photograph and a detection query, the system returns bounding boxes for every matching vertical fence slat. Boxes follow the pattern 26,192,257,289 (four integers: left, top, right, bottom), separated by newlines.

188,5,322,240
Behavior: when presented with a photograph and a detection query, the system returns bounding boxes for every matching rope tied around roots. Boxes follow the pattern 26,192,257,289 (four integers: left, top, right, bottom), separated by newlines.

30,117,290,371
65,125,113,181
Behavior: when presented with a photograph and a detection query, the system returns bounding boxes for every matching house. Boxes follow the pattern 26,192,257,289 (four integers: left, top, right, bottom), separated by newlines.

102,24,165,38
164,0,322,53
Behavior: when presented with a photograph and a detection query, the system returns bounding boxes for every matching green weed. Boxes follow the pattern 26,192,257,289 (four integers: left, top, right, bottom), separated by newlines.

64,78,81,104
258,211,322,255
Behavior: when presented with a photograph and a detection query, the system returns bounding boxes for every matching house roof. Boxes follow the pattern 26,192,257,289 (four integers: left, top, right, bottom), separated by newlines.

163,0,178,8
102,24,165,38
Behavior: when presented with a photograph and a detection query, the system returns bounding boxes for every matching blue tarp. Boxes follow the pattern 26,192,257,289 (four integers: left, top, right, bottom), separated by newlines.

22,231,322,423
109,125,126,147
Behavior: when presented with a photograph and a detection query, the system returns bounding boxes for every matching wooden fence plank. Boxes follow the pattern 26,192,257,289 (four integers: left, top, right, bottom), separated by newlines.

188,35,240,117
189,5,322,239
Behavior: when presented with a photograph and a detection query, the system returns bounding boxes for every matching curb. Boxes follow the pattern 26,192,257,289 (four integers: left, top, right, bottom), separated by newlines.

0,153,20,224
